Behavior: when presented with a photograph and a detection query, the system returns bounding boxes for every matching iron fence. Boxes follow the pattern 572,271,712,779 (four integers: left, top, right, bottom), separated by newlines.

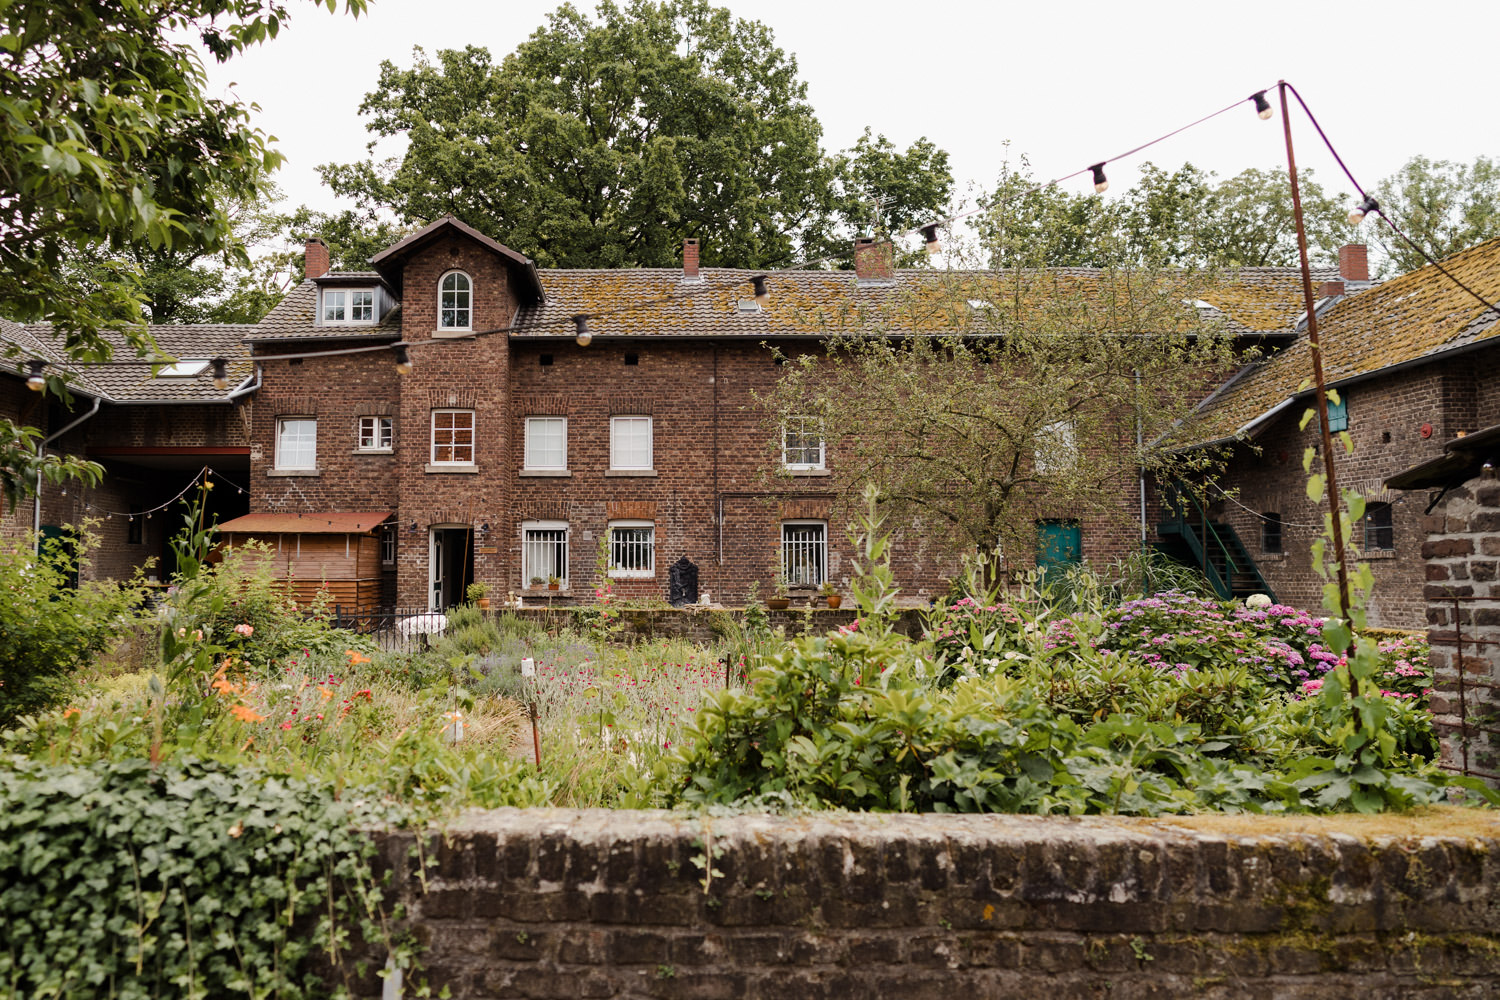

331,605,449,651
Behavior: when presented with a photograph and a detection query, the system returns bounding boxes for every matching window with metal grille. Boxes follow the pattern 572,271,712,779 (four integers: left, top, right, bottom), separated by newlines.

781,521,826,587
1262,512,1283,554
276,418,317,470
431,409,474,464
523,523,568,585
524,417,567,470
610,416,653,470
381,523,396,566
439,271,471,330
782,417,824,470
358,415,392,451
608,521,655,577
1363,501,1393,550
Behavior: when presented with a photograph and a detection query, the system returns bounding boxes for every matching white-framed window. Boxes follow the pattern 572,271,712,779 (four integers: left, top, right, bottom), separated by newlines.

155,360,209,378
321,288,375,324
781,521,827,587
523,521,569,586
380,523,397,566
275,418,317,470
524,417,567,470
610,416,653,470
1034,419,1077,474
357,415,392,451
608,520,655,578
782,416,825,470
431,409,475,465
439,271,471,330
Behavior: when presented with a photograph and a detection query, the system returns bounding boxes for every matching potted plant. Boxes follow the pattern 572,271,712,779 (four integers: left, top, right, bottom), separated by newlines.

766,568,791,610
466,581,490,610
547,574,561,591
819,580,841,609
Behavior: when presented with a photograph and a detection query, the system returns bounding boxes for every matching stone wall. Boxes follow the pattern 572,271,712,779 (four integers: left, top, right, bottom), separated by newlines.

503,606,929,644
358,810,1500,999
1423,469,1500,780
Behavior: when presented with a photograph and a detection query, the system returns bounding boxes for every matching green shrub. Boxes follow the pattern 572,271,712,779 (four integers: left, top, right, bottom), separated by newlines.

0,531,141,726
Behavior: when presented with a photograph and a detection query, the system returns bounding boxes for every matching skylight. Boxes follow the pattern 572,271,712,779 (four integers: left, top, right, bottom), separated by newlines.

155,360,210,378
967,299,995,311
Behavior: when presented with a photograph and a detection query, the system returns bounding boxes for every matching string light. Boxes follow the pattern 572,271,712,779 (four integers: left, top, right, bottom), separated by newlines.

25,359,46,391
393,344,413,375
920,224,941,256
1089,163,1109,194
750,275,769,306
1347,195,1379,226
573,315,592,347
210,358,229,390
1250,90,1273,120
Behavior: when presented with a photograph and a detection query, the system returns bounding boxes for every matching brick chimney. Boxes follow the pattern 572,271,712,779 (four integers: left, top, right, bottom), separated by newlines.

854,237,894,282
304,237,330,280
1318,280,1345,299
1338,244,1368,282
682,237,700,280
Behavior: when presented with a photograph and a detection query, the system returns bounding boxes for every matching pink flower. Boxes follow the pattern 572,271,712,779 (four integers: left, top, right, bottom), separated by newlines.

234,623,254,637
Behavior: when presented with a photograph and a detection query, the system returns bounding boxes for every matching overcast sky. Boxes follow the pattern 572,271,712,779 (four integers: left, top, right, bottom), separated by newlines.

204,0,1498,236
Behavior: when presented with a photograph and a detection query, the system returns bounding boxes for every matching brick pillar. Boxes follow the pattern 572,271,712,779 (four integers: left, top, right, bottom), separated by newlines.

1318,280,1345,299
682,238,700,280
1338,243,1369,282
1422,470,1500,783
304,237,330,279
854,237,894,282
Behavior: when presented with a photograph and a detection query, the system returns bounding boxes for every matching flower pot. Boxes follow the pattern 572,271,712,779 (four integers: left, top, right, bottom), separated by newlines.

476,598,491,610
825,595,842,609
548,583,560,592
766,597,790,610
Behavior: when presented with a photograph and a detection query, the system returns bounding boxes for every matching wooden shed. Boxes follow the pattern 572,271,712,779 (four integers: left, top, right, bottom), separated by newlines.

216,511,394,613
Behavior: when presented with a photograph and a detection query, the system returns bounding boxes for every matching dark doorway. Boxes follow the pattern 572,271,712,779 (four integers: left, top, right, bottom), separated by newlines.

429,526,474,611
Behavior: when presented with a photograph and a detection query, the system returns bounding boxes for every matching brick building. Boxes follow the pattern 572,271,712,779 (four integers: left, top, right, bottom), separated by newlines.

6,218,1495,620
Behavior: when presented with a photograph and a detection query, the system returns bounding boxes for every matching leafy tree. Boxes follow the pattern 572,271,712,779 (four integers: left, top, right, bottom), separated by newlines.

320,2,952,269
1369,155,1500,276
0,0,364,502
978,153,1353,269
807,127,954,268
764,267,1239,564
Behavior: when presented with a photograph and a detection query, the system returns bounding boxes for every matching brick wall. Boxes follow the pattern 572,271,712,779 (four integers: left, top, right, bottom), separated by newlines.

356,810,1500,999
1422,469,1500,781
1210,354,1496,627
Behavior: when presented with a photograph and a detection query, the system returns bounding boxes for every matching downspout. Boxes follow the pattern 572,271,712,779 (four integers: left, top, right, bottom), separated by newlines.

225,364,262,401
1136,369,1147,548
713,343,721,572
34,395,103,551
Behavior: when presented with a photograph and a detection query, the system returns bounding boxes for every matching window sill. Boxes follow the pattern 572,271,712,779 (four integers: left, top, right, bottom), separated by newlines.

606,469,657,477
431,329,474,339
1259,552,1287,561
353,448,394,455
424,463,479,474
267,468,321,477
785,467,831,477
609,571,656,580
520,469,572,477
1360,548,1397,560
525,586,569,593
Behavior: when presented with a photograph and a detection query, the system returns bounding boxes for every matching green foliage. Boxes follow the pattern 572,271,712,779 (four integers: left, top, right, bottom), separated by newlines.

0,419,103,517
0,756,401,1000
0,529,141,726
320,2,951,269
1371,155,1500,276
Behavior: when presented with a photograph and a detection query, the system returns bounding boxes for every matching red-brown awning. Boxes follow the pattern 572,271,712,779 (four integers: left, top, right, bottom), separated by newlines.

217,512,393,535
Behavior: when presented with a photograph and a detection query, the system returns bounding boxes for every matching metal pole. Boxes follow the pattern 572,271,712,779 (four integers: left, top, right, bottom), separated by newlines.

529,701,542,767
1279,81,1352,625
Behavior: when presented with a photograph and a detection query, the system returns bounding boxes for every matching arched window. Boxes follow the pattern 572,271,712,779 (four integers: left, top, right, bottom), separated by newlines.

439,271,471,330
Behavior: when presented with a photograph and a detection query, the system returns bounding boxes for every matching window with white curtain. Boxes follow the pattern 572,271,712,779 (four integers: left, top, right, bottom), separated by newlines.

610,416,653,470
275,418,317,470
524,417,567,470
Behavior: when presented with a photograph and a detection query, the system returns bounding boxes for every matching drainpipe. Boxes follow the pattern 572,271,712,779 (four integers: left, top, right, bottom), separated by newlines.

225,364,261,401
1136,369,1147,548
33,395,103,551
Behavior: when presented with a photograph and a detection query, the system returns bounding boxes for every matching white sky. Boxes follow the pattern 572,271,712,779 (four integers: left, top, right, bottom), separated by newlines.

205,0,1499,235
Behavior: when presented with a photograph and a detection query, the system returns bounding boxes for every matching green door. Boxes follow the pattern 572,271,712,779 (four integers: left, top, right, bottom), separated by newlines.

1035,519,1081,578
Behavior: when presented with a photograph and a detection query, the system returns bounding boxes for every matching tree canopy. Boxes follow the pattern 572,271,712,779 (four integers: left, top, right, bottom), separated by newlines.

1369,155,1500,277
319,1,953,269
0,0,364,510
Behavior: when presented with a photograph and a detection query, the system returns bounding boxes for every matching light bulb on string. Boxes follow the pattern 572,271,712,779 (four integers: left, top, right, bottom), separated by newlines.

1089,163,1109,194
1250,91,1273,120
392,344,413,375
920,224,941,256
25,359,47,391
210,358,229,391
573,315,592,347
1347,195,1379,226
750,275,769,306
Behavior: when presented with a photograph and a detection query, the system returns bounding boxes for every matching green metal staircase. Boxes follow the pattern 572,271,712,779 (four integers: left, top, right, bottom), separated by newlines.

1154,484,1275,602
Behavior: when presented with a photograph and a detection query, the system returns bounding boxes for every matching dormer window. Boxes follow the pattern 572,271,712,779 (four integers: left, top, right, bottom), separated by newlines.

322,288,375,325
440,271,471,330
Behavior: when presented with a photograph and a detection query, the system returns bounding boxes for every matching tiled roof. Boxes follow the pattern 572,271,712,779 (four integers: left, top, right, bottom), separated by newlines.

219,511,393,534
1184,238,1500,446
510,265,1332,340
244,280,403,342
2,320,257,401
